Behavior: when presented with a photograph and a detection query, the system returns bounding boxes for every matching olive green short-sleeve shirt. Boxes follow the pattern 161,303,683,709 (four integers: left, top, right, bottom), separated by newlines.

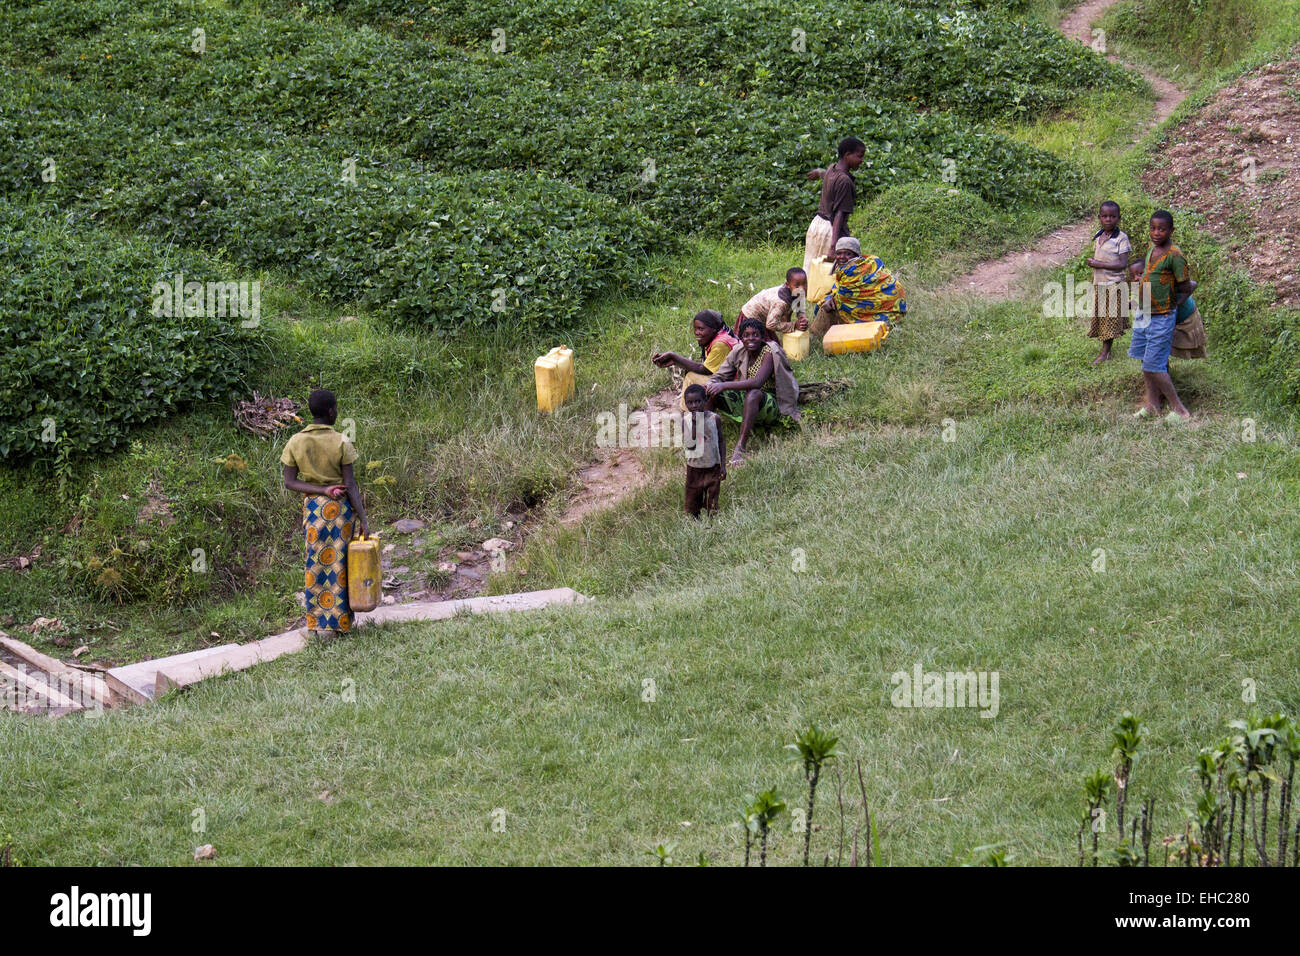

1142,245,1189,315
280,423,357,485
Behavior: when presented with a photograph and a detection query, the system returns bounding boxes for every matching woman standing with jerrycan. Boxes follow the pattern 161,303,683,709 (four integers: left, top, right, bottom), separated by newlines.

281,389,375,642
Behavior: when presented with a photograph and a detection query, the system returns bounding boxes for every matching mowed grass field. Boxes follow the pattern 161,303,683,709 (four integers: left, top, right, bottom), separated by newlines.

5,268,1298,864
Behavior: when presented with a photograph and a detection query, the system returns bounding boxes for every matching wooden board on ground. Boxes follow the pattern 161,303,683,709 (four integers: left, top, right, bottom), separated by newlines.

355,587,588,628
0,636,111,707
0,660,80,710
101,589,589,706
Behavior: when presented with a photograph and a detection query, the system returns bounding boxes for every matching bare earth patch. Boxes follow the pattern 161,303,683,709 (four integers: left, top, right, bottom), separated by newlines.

1141,58,1300,306
557,388,678,528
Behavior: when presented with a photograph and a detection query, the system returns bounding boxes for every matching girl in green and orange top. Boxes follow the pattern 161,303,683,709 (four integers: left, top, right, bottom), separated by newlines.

1128,210,1194,422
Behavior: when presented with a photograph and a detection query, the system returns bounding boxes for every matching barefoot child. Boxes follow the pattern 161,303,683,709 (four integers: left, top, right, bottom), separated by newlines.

682,384,725,518
281,389,370,642
705,318,801,466
1086,200,1134,364
1130,210,1194,421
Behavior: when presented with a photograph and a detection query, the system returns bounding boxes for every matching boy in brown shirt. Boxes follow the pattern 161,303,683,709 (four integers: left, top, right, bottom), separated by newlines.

804,137,865,274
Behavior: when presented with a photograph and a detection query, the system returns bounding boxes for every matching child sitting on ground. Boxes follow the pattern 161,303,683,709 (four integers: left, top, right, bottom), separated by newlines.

1085,200,1135,365
281,389,370,642
682,384,726,518
738,268,810,341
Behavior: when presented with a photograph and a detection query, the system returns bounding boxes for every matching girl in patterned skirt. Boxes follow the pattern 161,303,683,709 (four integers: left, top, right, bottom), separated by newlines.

281,389,371,642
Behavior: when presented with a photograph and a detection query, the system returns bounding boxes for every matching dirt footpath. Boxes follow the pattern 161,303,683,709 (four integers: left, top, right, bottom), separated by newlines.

1142,58,1300,306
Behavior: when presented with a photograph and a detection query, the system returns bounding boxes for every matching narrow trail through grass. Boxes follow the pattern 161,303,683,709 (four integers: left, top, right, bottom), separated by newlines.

943,0,1187,300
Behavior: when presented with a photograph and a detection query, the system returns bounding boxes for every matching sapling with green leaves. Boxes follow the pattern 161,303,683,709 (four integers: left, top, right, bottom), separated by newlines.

1111,712,1143,837
1273,716,1298,866
748,790,787,867
964,843,1013,866
647,842,676,866
737,803,756,867
1230,714,1280,865
1079,770,1111,867
786,725,839,866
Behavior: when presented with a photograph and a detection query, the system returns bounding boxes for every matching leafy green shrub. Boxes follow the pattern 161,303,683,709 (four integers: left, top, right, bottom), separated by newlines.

246,0,1137,117
0,201,262,464
856,182,1000,268
0,5,1085,227
94,149,668,332
1102,0,1277,75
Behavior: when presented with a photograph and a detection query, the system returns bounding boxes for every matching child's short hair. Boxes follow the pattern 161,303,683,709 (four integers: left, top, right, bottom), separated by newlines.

1151,209,1174,228
737,317,765,338
308,388,337,418
1099,200,1121,215
786,267,807,284
683,384,707,401
838,136,866,158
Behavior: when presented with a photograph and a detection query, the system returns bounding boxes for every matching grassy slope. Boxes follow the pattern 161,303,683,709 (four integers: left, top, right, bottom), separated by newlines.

5,299,1297,865
3,2,1300,864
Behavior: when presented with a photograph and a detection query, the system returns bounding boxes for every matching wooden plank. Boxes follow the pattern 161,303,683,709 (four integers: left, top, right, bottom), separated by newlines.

1,635,74,676
0,661,80,709
0,637,112,706
154,631,307,697
105,644,240,704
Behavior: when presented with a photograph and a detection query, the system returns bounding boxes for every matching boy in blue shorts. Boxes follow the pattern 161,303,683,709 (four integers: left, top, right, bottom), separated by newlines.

1130,210,1194,422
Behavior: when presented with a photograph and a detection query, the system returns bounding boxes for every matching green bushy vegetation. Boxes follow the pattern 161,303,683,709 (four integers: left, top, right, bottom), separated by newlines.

253,0,1137,118
1102,0,1300,78
855,182,998,274
0,4,1085,229
0,0,1090,357
0,201,262,466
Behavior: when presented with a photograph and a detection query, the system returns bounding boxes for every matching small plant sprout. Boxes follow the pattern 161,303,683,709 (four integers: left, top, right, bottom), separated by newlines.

786,725,839,866
964,843,1012,867
737,803,756,867
1229,713,1280,865
747,790,787,867
1079,770,1111,866
647,842,676,866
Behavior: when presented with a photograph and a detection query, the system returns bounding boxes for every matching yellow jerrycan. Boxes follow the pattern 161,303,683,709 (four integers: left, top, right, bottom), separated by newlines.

534,346,576,413
347,534,381,613
806,258,835,303
822,320,889,356
781,329,810,362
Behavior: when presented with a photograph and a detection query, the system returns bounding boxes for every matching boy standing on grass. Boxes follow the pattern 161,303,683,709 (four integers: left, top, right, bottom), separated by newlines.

682,384,725,518
804,137,865,275
1130,210,1194,422
281,389,370,642
1086,200,1135,365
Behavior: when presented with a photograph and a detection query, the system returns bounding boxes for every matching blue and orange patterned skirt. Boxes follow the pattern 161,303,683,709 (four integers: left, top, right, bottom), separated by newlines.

302,493,354,633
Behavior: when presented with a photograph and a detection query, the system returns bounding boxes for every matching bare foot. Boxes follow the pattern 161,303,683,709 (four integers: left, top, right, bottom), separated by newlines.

1091,351,1112,366
729,451,747,468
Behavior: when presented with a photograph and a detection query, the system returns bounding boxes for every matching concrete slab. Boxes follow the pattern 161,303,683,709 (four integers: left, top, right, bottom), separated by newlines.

105,644,240,704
